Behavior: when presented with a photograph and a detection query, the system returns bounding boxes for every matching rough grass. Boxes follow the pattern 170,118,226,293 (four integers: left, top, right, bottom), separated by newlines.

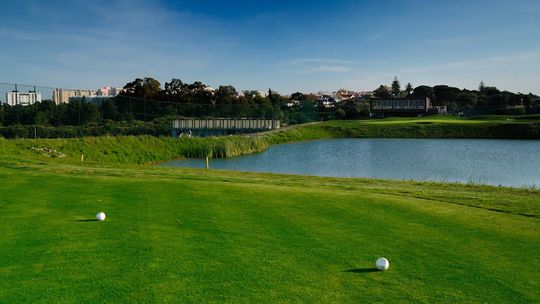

1,115,538,166
0,135,268,164
0,158,538,303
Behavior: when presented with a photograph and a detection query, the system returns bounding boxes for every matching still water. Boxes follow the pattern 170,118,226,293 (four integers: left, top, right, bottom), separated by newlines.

160,138,540,187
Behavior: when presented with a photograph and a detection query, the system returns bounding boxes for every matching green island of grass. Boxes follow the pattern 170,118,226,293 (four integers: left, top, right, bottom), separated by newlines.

0,115,539,303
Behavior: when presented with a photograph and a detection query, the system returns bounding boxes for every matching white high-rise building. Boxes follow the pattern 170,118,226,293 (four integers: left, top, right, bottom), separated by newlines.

5,91,42,106
97,86,123,96
52,86,122,104
52,88,97,104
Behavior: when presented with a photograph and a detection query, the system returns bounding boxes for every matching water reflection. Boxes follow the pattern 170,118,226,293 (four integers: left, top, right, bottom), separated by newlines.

160,138,540,187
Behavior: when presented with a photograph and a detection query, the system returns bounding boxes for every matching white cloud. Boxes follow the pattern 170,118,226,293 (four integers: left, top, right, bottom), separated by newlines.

0,0,235,88
401,51,540,74
290,58,358,65
278,58,359,74
0,28,43,42
304,65,351,73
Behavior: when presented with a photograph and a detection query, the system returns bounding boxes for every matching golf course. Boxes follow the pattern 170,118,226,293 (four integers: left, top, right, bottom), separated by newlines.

1,116,539,303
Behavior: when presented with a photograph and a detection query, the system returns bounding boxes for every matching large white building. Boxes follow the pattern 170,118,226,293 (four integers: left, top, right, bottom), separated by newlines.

97,86,123,96
5,91,42,106
53,89,96,104
53,86,122,104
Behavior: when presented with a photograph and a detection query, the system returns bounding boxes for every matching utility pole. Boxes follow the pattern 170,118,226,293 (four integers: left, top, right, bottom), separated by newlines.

15,84,19,125
56,92,60,127
32,85,38,137
129,96,133,131
34,86,38,128
78,97,82,137
78,98,81,127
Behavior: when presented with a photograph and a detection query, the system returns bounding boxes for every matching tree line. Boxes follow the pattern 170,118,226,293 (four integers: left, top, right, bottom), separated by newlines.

373,77,539,113
1,76,539,130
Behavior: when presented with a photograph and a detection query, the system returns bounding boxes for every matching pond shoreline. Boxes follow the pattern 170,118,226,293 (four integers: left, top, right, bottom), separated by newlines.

2,116,539,166
160,138,540,188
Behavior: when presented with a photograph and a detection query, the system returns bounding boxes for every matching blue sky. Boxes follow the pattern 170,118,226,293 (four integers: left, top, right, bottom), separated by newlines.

1,0,539,94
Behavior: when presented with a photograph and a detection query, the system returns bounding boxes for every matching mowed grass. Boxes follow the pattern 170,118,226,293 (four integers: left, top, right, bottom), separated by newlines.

266,115,540,144
0,161,538,303
324,114,540,126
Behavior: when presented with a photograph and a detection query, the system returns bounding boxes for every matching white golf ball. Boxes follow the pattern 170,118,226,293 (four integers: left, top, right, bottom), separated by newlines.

96,212,106,221
376,257,389,271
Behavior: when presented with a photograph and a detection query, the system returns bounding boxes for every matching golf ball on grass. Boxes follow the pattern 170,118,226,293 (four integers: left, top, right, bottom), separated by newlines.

376,257,389,271
96,212,106,221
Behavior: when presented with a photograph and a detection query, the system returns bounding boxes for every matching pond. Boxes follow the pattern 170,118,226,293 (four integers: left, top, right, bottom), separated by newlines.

159,138,540,187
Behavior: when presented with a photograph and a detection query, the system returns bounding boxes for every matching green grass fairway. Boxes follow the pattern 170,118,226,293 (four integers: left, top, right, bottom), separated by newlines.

266,115,540,144
0,159,538,303
325,114,540,126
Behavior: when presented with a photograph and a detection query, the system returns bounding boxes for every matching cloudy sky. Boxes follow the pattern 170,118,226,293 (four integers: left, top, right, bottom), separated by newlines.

1,0,539,94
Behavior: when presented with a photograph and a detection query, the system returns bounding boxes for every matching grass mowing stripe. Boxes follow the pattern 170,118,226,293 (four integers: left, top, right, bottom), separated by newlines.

0,161,538,302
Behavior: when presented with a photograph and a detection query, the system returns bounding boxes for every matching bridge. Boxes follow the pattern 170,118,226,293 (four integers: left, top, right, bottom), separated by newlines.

172,118,280,137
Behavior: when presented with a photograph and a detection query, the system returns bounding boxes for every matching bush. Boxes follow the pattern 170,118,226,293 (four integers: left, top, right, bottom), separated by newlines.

493,108,526,115
0,121,172,139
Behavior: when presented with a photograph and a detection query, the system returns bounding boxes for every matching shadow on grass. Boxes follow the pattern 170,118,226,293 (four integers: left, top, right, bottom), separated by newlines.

76,219,99,222
345,268,379,273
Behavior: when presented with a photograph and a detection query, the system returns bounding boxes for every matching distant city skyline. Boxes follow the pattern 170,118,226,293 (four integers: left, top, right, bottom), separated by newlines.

1,0,539,95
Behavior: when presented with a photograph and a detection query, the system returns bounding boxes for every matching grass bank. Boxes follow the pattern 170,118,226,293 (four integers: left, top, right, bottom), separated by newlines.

0,135,268,164
267,115,540,144
0,157,538,303
1,115,538,166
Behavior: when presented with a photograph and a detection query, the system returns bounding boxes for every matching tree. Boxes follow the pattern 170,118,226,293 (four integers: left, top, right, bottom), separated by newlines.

412,85,434,99
373,85,391,99
267,88,284,106
100,99,116,120
336,107,346,119
518,93,534,108
405,83,413,96
340,100,370,119
164,78,185,101
391,76,401,98
80,101,100,124
142,77,161,100
215,85,237,104
187,81,213,104
268,88,277,104
479,81,486,92
476,85,501,107
0,104,4,126
122,77,161,100
290,92,306,101
458,91,478,109
122,78,144,97
433,85,460,106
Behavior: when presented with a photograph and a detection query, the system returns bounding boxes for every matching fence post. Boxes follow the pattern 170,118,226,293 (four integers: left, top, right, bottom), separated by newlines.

78,97,82,137
56,95,60,127
129,96,133,131
144,99,147,122
78,98,81,126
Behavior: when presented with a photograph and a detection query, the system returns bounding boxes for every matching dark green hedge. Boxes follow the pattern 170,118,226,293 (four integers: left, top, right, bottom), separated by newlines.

0,121,171,139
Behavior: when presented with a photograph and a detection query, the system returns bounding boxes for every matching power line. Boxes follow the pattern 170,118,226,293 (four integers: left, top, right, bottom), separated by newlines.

0,81,120,92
